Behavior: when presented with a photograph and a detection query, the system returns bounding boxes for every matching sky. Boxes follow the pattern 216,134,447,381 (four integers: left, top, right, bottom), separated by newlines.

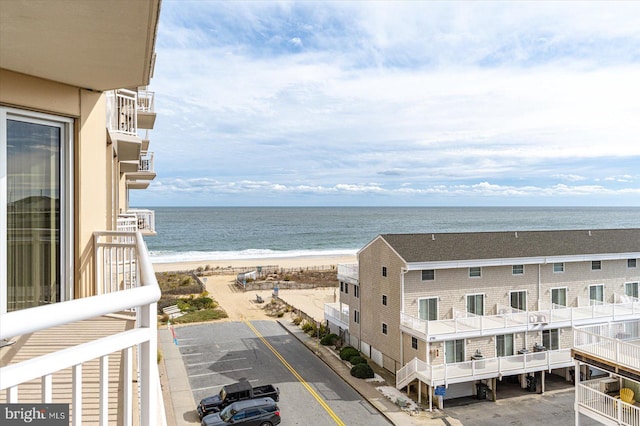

131,1,640,207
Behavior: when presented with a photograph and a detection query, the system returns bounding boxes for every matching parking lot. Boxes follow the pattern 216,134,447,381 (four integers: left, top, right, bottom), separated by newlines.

172,320,392,426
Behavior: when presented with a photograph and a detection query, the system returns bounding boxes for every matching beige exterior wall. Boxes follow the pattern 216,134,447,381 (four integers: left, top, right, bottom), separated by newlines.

2,69,121,300
358,238,404,371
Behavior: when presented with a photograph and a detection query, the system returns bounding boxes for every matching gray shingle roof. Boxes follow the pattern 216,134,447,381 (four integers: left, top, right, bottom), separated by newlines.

379,229,640,263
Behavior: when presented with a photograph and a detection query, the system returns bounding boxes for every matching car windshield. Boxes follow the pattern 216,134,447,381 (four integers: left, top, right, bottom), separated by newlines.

219,406,236,422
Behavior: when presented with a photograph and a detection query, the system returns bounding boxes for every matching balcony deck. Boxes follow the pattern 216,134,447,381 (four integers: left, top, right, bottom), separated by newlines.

1,315,135,424
397,348,573,389
401,298,640,341
324,302,349,330
576,378,640,426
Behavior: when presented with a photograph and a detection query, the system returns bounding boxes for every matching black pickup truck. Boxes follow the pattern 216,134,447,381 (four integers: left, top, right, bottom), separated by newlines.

197,380,280,419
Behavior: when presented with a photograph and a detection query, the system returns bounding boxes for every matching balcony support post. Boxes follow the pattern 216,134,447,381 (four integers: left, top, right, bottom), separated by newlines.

73,364,82,426
123,347,133,426
574,359,580,426
100,355,109,426
42,374,52,403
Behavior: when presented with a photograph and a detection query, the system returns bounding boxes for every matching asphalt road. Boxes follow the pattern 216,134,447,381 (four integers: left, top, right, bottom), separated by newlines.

173,320,392,426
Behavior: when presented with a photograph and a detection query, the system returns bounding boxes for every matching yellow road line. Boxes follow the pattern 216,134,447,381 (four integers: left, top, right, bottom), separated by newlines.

244,320,346,426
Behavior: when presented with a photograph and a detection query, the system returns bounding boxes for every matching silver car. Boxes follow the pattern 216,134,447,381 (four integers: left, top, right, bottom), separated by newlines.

201,397,281,426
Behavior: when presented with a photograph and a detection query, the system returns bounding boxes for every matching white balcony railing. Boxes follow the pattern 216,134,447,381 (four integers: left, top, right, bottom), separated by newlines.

139,151,155,173
106,89,138,136
0,231,164,426
577,379,640,426
324,302,349,328
337,263,358,281
117,214,138,233
401,297,640,340
127,209,156,234
137,90,155,113
573,320,640,373
396,348,573,389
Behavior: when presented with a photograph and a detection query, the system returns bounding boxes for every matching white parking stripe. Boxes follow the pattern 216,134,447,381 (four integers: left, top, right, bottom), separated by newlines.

188,367,252,378
186,357,247,367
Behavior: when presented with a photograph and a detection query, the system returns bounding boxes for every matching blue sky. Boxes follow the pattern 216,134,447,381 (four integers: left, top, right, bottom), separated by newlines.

131,1,640,207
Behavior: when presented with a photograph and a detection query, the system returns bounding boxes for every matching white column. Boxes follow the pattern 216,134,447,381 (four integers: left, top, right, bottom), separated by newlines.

73,364,83,426
574,359,580,426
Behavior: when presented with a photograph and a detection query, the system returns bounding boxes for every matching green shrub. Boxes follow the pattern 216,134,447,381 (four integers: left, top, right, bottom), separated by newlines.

349,355,367,366
292,317,302,326
340,346,360,361
350,363,374,379
176,300,195,312
320,333,339,346
301,322,314,333
190,296,214,310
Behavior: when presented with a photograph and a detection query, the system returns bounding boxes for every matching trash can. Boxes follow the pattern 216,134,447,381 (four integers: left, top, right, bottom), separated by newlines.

273,285,279,297
526,375,537,392
476,383,488,400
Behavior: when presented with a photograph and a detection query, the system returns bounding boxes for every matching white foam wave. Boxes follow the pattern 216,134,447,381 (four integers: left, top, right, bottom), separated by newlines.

149,248,358,264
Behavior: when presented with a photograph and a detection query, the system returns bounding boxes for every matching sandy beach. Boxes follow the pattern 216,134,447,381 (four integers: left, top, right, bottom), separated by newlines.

152,254,357,273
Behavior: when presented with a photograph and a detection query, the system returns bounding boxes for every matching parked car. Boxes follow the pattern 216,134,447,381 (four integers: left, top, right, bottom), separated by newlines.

197,380,279,419
201,397,281,426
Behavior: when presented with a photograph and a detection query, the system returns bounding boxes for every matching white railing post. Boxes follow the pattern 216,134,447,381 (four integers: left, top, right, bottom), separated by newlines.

123,347,133,426
73,364,83,426
100,355,109,426
42,374,52,403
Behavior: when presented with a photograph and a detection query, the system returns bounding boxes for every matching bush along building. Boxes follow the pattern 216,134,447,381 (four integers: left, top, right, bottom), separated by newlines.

324,229,640,410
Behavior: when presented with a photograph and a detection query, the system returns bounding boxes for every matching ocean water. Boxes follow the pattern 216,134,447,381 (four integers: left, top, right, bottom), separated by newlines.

145,206,640,263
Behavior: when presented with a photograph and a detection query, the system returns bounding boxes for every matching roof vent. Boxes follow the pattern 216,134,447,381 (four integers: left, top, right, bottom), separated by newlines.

515,232,518,238
588,230,592,236
432,234,435,241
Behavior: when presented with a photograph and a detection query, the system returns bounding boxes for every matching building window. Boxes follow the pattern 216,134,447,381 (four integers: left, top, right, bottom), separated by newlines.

382,323,388,335
551,288,567,308
467,294,484,316
340,282,344,292
510,290,527,311
625,282,639,299
512,265,524,275
543,329,559,350
354,285,359,298
592,260,601,271
496,334,514,357
419,297,438,321
469,267,481,278
445,339,465,363
344,283,348,294
411,337,418,350
628,259,637,269
422,269,435,281
589,284,604,305
382,294,387,306
553,262,564,273
354,310,360,324
3,107,73,312
382,266,387,277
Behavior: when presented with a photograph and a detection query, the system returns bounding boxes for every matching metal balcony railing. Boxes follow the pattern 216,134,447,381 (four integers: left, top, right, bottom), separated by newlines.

401,297,640,340
396,348,573,389
126,209,156,234
573,320,640,373
137,90,155,113
324,302,349,327
337,263,358,281
139,151,155,173
577,379,640,426
106,89,137,136
0,232,165,426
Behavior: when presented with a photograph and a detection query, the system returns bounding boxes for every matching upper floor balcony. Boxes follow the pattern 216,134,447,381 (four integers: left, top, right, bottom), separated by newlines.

397,348,573,389
573,320,640,375
118,209,156,236
0,231,165,425
136,89,156,130
575,378,640,426
337,263,358,285
401,297,640,341
126,151,156,181
325,302,349,330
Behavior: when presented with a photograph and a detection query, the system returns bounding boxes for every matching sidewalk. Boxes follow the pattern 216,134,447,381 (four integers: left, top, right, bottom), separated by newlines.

276,318,457,426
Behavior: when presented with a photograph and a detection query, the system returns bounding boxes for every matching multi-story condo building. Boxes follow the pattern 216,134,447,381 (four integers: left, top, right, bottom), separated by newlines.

325,229,640,411
0,1,163,425
573,319,640,426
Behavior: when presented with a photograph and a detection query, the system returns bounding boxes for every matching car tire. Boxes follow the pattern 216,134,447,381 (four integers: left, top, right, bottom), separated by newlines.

259,422,273,426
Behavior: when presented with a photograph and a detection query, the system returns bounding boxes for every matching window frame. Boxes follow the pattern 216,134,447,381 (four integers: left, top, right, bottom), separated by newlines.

469,267,481,278
382,266,387,277
625,282,639,299
421,269,435,281
445,339,465,363
418,297,438,321
512,264,524,275
628,259,637,269
553,262,564,273
509,290,527,311
589,284,604,305
551,287,568,308
354,310,360,324
591,260,602,271
543,329,559,350
344,283,348,295
1,107,74,313
382,294,387,306
354,285,359,298
496,334,515,357
466,293,485,316
411,336,418,350
382,323,388,335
